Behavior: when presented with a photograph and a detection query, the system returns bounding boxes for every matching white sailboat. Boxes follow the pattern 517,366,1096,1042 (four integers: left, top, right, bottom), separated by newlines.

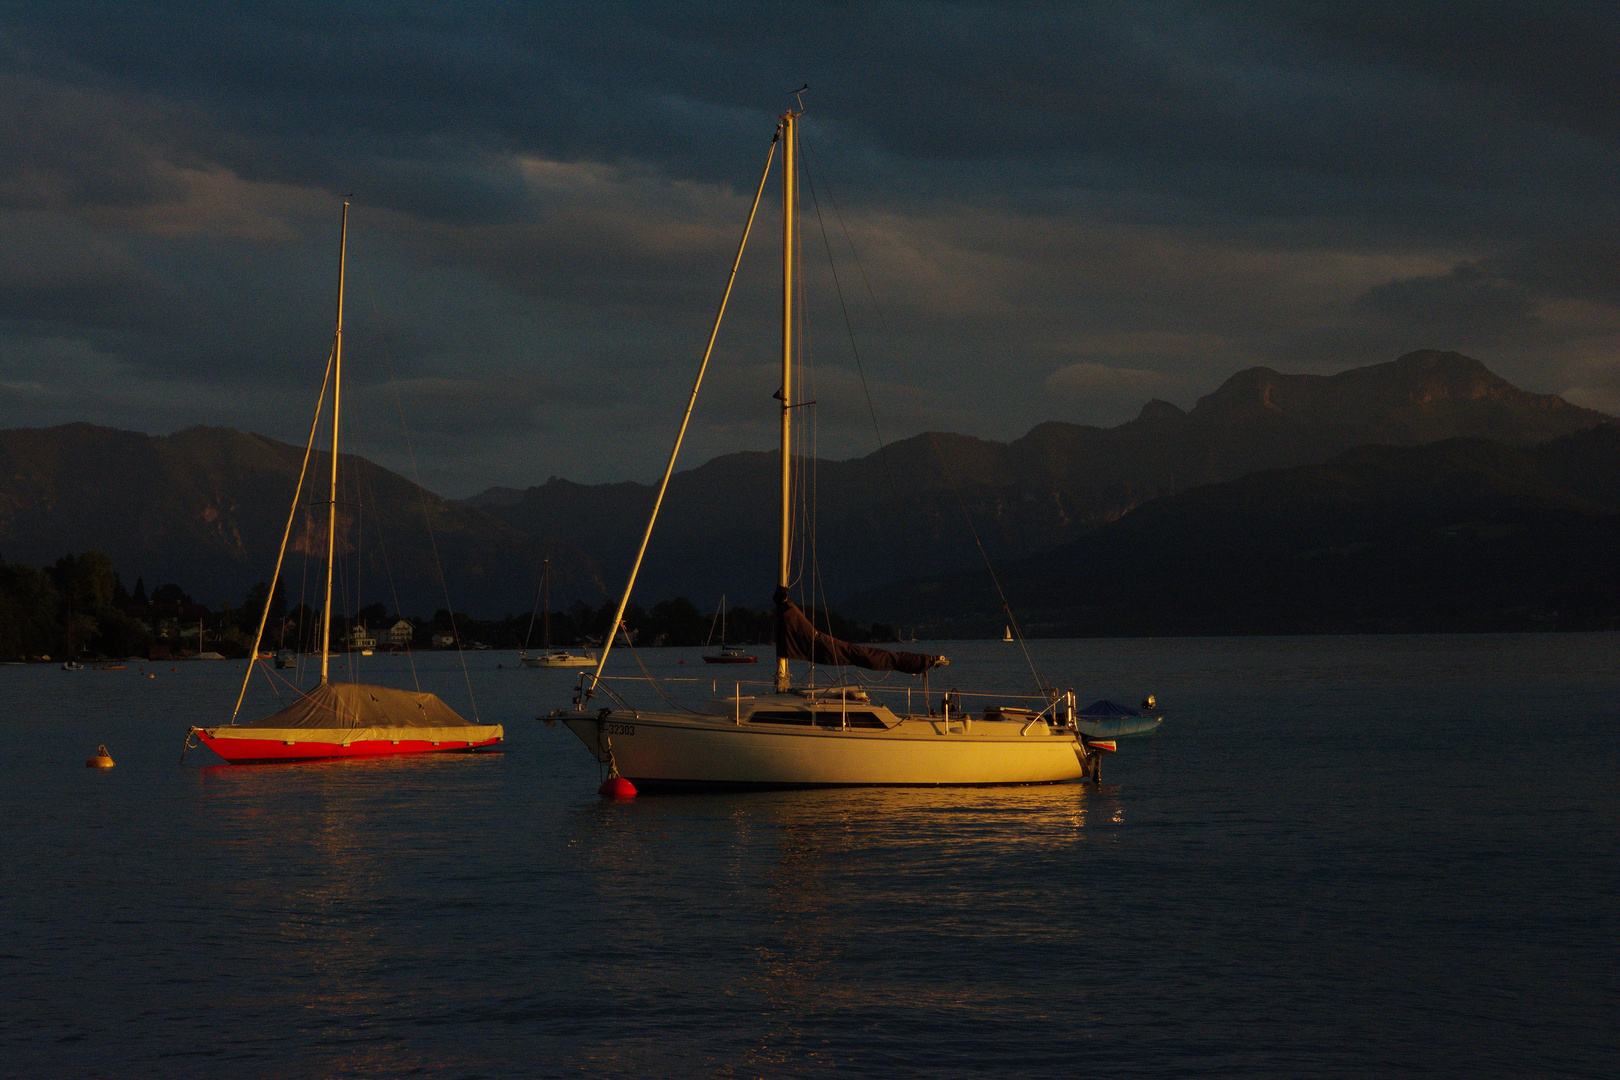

520,558,596,668
550,109,1158,787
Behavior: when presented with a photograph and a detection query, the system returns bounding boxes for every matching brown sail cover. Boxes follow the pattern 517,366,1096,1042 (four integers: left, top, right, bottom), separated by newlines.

204,681,503,747
774,587,943,675
237,682,476,729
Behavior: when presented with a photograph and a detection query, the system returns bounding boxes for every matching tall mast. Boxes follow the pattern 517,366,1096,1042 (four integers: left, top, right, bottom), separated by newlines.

542,557,550,652
777,110,796,693
320,202,348,685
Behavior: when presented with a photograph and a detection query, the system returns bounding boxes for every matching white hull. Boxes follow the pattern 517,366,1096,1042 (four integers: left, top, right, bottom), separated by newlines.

560,710,1091,787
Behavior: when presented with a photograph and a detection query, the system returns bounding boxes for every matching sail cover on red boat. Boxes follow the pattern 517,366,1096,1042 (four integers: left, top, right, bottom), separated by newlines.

203,682,502,748
774,587,945,675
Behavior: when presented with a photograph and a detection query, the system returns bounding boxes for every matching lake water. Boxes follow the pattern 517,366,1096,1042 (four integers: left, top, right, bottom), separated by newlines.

2,636,1615,1078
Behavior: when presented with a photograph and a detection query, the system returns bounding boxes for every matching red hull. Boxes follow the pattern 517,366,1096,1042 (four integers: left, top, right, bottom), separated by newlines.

195,730,502,764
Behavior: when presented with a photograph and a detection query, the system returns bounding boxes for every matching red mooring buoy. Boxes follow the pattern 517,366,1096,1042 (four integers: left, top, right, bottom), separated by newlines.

598,776,637,798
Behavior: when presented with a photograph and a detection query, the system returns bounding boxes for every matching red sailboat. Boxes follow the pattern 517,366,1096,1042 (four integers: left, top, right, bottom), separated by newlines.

190,203,502,764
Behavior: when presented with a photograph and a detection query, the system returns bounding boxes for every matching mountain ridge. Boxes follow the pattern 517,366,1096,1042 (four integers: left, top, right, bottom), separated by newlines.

845,423,1620,635
0,351,1607,619
0,423,609,616
463,350,1610,607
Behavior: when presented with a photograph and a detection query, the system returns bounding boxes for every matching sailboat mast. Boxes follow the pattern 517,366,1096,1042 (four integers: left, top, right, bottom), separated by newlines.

777,110,796,693
320,201,348,685
542,557,550,652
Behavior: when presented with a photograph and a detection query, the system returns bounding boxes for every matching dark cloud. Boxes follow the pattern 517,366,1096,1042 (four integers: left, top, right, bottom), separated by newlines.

0,2,1617,493
1356,262,1538,342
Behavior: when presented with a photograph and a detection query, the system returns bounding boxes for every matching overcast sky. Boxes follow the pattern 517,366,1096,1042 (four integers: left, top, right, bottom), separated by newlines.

2,2,1618,495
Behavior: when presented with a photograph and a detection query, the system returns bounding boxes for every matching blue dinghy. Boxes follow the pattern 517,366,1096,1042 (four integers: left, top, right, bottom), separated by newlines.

1074,699,1163,738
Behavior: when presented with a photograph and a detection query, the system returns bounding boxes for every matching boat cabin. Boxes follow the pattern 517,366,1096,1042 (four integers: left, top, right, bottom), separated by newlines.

701,691,902,729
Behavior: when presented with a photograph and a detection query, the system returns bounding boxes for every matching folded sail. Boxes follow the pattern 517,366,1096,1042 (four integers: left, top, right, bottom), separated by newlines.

774,587,944,675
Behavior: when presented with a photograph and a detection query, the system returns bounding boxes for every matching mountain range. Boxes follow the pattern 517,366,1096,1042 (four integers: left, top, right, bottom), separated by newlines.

849,426,1620,635
0,350,1611,629
0,424,609,616
465,350,1608,609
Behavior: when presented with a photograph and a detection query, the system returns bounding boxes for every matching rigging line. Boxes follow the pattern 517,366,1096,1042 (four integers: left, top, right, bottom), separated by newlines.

333,316,422,693
788,172,812,600
587,129,779,698
358,461,420,690
703,597,720,648
799,160,868,672
347,445,362,680
950,479,1048,693
295,505,314,679
621,631,698,713
352,292,474,715
799,136,901,505
521,577,544,653
363,444,420,688
416,464,478,718
807,140,1048,694
257,657,288,706
230,342,335,723
331,444,361,683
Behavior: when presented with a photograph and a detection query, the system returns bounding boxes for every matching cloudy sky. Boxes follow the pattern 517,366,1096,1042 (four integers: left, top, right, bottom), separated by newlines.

2,2,1618,495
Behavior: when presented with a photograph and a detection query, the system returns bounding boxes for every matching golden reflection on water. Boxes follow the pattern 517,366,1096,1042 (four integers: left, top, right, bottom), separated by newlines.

567,782,1127,1074
184,755,1128,1076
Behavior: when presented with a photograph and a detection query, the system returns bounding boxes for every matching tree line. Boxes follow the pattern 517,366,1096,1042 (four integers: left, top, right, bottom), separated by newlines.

0,551,893,661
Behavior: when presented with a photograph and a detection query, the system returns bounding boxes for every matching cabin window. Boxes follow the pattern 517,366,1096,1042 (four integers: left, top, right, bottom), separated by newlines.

815,711,888,729
749,710,812,725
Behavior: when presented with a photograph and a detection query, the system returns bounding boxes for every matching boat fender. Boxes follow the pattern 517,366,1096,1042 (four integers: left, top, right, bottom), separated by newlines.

86,745,115,769
599,776,637,798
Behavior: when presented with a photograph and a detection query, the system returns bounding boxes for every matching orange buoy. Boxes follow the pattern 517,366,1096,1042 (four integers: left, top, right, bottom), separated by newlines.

86,745,115,769
598,776,637,798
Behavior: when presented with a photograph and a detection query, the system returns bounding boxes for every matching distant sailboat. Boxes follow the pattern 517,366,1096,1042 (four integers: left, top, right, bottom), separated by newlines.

189,619,226,660
190,203,502,764
1002,625,1013,642
703,594,758,664
520,558,597,668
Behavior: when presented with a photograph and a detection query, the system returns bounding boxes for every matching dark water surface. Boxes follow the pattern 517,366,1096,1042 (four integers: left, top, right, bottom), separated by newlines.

2,637,1615,1078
